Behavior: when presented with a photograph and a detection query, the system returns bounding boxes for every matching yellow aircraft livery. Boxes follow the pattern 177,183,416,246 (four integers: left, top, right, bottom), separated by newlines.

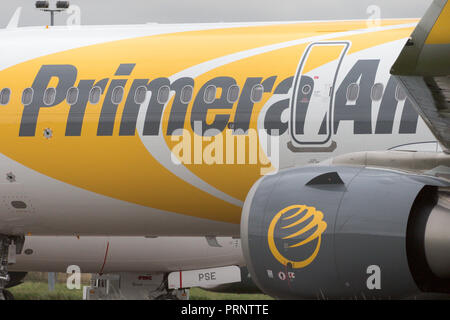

0,19,436,237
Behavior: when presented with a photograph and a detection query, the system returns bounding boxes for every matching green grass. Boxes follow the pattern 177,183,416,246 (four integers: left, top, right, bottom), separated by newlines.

189,287,272,300
9,281,271,300
9,282,83,300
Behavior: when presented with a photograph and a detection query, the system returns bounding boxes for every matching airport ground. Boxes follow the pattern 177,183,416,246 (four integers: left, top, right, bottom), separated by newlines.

8,272,272,300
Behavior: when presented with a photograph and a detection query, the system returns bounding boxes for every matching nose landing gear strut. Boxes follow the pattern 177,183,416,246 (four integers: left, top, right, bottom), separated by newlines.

0,235,24,300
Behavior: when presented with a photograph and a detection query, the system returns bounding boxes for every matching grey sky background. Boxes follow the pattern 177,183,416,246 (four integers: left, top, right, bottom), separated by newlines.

0,0,433,27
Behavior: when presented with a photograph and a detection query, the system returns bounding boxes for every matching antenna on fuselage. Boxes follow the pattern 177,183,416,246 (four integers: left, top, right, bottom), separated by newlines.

35,1,70,26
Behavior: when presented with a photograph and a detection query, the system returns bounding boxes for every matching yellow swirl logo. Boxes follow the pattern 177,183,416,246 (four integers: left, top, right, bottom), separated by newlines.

268,205,327,269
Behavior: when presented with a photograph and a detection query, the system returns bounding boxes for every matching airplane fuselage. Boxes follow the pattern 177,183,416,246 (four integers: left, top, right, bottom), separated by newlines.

0,19,435,237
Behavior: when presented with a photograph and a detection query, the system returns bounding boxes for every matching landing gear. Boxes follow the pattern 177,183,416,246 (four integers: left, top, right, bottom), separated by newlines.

0,235,24,296
0,236,12,291
83,272,189,300
0,290,14,300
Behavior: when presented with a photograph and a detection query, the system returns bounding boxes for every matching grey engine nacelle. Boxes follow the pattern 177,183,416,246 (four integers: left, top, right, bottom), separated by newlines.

241,165,450,299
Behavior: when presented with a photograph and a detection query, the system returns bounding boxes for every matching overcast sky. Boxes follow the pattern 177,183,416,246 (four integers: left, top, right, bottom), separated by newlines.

0,0,433,27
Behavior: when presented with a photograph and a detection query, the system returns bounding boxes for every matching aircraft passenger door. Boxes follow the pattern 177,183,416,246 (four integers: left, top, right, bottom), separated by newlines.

289,42,350,151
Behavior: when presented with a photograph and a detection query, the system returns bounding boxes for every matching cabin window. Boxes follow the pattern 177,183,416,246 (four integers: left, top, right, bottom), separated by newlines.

66,87,79,105
22,88,34,106
302,84,312,95
157,86,170,104
180,85,194,104
134,86,147,104
227,85,240,103
112,86,124,104
44,87,56,106
251,84,264,103
89,86,102,104
371,83,384,101
0,88,11,105
204,85,216,104
346,83,359,102
395,84,407,101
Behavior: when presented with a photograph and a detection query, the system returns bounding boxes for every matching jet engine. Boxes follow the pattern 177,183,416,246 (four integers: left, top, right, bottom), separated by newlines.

241,165,450,299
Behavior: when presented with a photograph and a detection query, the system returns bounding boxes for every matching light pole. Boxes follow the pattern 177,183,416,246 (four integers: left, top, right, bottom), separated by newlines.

35,1,70,26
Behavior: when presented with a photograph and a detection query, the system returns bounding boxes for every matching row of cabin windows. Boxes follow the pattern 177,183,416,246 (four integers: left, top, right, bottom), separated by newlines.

18,86,175,106
203,84,264,104
345,83,407,102
14,84,264,107
1,82,407,107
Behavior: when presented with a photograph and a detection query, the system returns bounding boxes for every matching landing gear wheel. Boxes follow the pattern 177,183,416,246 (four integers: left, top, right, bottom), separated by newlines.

1,290,14,300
